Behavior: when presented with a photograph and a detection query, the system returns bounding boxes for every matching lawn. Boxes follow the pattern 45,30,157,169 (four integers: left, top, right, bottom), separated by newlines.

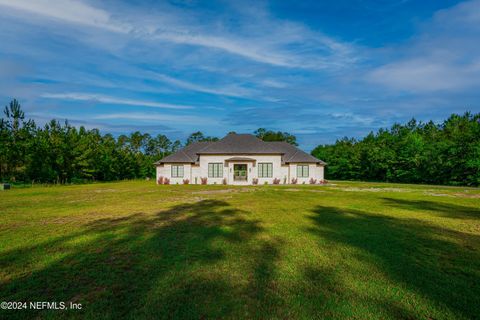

0,181,479,319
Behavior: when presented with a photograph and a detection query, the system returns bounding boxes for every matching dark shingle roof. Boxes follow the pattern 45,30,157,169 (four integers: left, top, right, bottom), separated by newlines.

155,134,325,165
269,141,326,165
197,134,281,154
155,141,213,164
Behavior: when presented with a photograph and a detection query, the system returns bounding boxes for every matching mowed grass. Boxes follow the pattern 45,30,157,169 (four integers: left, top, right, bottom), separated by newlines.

0,181,479,319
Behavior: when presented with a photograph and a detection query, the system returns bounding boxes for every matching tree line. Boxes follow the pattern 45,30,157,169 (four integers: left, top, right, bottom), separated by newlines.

311,112,480,186
0,99,298,184
2,98,478,186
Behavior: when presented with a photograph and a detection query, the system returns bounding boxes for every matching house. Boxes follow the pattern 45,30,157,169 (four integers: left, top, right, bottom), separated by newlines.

155,133,326,185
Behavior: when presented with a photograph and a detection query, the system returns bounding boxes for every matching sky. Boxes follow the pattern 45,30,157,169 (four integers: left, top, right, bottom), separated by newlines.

0,0,479,150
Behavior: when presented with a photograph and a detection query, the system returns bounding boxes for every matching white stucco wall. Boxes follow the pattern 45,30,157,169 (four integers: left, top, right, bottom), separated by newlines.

156,163,192,184
198,154,286,185
156,155,325,185
289,163,325,184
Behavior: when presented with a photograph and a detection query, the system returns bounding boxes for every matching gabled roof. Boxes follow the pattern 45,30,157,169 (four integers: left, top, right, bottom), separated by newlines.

155,133,325,165
269,141,325,165
197,134,281,154
154,141,213,164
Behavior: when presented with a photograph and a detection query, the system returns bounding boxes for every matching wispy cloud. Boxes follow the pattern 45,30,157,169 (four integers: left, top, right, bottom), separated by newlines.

368,59,480,92
29,112,176,132
0,0,357,69
94,112,217,124
367,0,480,93
259,79,288,89
1,0,479,148
151,73,256,98
41,93,194,110
0,0,128,32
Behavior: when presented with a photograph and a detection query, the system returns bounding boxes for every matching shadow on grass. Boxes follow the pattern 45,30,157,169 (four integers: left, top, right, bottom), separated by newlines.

2,199,479,319
308,205,480,319
382,197,480,220
0,200,281,319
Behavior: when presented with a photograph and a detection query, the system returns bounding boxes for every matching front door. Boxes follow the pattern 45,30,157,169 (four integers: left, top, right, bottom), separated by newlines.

233,164,247,181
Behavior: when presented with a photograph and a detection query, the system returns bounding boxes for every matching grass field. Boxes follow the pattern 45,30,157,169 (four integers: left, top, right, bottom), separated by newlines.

0,181,479,319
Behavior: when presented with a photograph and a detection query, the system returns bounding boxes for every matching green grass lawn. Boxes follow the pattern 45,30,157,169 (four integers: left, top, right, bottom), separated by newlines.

1,181,479,319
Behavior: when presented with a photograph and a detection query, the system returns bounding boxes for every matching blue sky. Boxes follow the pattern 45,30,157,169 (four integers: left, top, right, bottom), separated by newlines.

0,0,479,150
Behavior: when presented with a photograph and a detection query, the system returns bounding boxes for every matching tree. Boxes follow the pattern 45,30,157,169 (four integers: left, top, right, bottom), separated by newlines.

311,112,480,186
1,99,35,181
185,131,218,145
254,128,298,146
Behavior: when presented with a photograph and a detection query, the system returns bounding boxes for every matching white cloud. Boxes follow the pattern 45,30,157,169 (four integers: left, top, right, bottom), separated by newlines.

41,93,194,109
368,58,480,92
0,0,357,69
328,112,375,126
260,79,287,89
94,112,217,124
367,0,480,93
0,0,129,32
151,73,256,98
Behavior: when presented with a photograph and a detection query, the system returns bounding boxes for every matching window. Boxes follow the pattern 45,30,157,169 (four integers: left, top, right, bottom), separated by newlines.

258,163,273,178
171,165,184,178
297,165,309,178
208,163,223,178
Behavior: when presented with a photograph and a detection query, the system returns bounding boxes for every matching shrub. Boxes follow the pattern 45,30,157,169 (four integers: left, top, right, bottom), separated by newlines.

183,179,189,185
200,177,208,185
252,178,258,185
157,176,164,185
264,181,268,185
222,178,227,185
319,179,328,185
273,178,281,184
163,178,170,185
291,178,298,184
309,178,317,184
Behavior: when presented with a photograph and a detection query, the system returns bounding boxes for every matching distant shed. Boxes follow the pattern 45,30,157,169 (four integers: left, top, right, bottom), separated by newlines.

1,183,11,190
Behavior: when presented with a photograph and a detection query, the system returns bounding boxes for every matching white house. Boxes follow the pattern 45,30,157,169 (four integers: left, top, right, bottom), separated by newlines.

155,133,325,185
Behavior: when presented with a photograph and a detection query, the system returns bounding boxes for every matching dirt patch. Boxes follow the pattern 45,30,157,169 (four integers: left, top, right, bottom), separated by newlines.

424,192,480,198
279,188,325,193
424,192,480,199
454,193,480,198
333,187,409,193
192,188,253,195
424,192,455,197
93,189,118,193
